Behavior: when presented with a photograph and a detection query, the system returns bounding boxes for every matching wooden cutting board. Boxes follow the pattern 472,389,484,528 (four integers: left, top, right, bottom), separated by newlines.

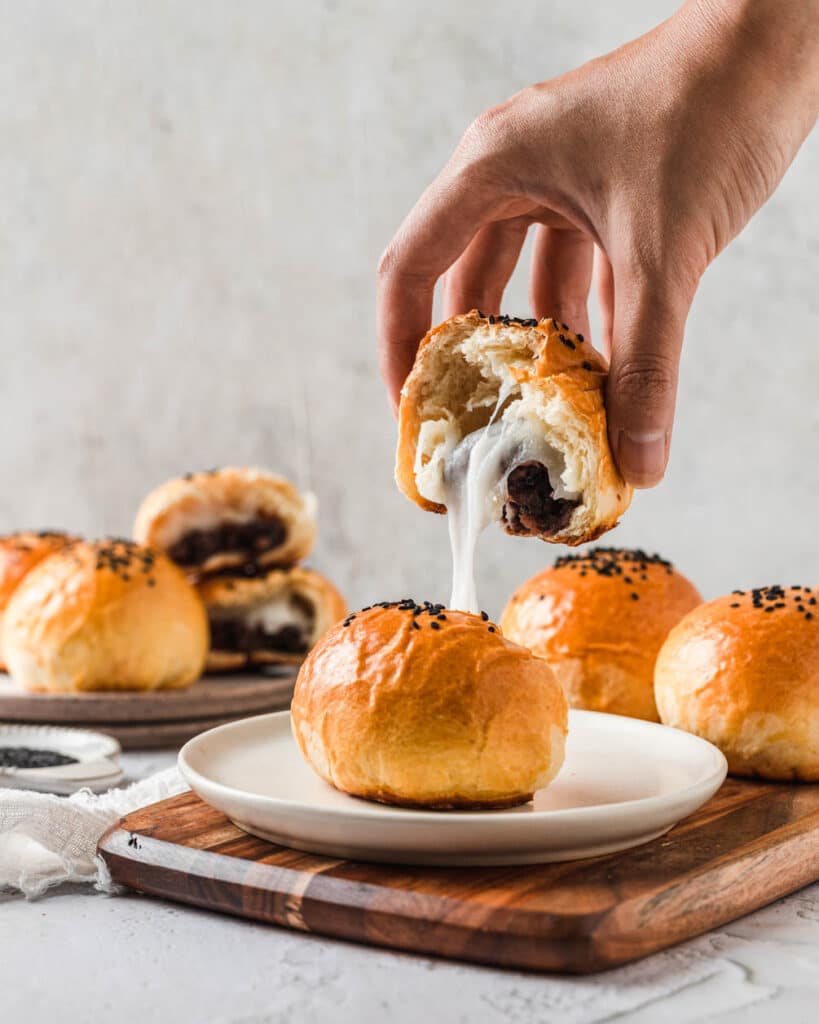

99,778,819,973
0,671,296,748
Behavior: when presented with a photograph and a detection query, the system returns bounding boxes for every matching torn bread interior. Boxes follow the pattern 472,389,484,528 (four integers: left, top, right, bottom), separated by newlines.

396,311,632,547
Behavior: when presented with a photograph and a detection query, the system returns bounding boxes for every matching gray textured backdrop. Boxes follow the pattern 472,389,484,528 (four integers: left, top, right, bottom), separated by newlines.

1,1,817,617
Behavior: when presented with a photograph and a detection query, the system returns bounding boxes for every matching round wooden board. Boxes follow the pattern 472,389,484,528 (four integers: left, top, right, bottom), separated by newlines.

0,671,297,725
82,715,272,750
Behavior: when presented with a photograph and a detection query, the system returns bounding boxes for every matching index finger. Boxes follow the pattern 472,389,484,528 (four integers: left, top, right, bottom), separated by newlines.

376,169,507,412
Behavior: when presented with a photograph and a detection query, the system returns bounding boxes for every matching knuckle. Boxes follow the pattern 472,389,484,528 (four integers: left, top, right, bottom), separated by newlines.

463,103,511,148
614,357,676,409
457,97,521,170
618,222,704,302
377,240,435,290
377,243,401,282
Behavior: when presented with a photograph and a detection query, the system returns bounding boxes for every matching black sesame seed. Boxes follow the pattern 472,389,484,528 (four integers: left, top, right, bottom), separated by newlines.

488,626,496,633
806,613,814,621
480,611,489,621
576,333,584,342
581,361,593,370
0,747,79,769
412,620,420,630
730,603,740,608
430,621,441,630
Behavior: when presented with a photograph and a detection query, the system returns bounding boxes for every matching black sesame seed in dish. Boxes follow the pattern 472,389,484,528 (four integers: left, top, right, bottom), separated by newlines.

0,747,79,769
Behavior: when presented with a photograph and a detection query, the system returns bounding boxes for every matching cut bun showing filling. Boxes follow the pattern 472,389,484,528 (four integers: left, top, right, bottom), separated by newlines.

396,311,632,546
198,566,346,672
134,467,316,576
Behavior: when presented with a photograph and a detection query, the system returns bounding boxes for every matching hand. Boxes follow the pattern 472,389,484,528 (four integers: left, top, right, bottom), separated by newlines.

377,0,819,487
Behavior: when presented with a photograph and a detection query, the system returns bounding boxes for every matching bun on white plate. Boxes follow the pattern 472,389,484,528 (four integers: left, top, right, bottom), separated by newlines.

291,600,568,809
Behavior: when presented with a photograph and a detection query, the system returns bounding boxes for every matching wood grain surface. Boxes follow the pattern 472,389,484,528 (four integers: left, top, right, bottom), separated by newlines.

0,671,296,748
99,778,819,973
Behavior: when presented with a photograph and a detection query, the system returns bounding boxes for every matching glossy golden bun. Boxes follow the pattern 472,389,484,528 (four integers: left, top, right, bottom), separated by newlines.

2,539,208,693
0,531,78,671
396,311,632,545
198,566,347,672
291,601,568,808
133,467,316,575
501,548,702,721
655,587,819,781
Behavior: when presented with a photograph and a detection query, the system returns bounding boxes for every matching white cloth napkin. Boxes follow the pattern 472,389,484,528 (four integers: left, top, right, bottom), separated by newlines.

0,768,188,898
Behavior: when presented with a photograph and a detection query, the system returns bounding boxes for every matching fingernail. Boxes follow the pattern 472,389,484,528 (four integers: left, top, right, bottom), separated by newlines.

615,430,669,488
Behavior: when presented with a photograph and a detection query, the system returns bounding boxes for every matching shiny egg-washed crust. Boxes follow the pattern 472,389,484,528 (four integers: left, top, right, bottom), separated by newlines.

2,539,208,693
291,603,568,809
198,566,347,672
501,548,702,721
396,311,632,546
0,531,79,671
133,467,316,573
655,590,819,781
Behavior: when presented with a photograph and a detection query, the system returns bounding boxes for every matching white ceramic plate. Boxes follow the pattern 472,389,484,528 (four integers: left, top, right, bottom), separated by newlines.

0,724,123,794
179,710,727,866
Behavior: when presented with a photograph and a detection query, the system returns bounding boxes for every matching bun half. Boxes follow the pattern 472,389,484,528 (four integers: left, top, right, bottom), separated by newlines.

198,566,347,672
134,467,316,575
396,311,631,546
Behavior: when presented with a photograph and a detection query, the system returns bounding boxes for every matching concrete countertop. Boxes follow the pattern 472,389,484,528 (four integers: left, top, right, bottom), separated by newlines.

1,749,818,1024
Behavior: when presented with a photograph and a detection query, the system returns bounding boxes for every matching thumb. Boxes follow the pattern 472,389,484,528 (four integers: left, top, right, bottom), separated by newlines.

606,268,692,488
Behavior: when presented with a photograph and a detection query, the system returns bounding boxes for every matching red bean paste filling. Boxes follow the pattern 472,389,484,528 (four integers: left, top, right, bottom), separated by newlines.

168,516,286,567
209,596,315,656
502,461,580,536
